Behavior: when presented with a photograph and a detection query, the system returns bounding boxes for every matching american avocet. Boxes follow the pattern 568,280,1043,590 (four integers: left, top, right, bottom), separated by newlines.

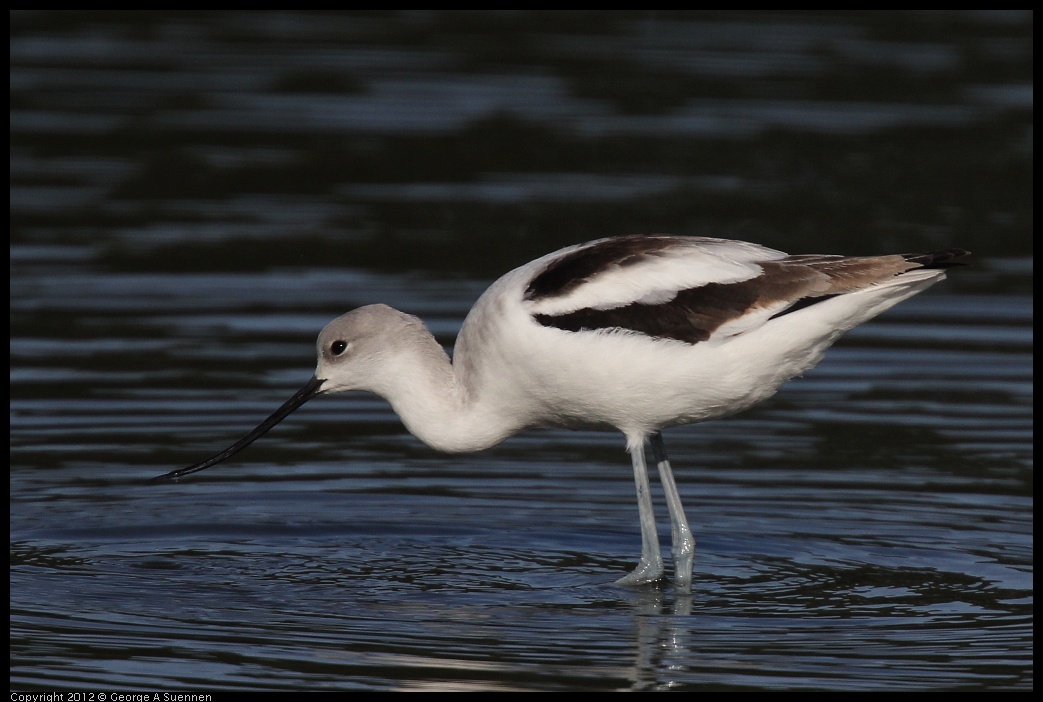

153,235,968,593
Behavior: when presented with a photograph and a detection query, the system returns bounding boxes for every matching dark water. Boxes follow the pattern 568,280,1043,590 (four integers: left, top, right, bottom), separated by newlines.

10,11,1032,691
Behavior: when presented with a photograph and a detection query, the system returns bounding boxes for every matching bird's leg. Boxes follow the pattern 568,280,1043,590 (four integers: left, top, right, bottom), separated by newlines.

650,431,695,595
616,440,664,587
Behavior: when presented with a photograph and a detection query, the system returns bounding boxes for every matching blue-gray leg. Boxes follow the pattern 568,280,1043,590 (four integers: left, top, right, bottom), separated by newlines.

616,439,664,587
650,431,695,594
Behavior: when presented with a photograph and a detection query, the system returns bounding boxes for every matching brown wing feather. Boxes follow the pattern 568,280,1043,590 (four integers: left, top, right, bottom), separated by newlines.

532,245,970,345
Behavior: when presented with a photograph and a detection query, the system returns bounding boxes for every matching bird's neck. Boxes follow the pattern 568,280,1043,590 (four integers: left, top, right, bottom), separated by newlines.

377,328,516,454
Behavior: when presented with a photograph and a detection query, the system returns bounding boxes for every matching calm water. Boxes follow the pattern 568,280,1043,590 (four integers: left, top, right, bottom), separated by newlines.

10,11,1032,691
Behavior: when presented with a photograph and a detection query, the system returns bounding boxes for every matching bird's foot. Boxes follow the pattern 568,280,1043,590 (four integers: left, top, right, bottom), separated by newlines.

672,535,695,595
615,556,664,588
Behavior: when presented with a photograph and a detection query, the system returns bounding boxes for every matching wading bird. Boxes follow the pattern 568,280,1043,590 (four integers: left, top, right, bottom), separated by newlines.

153,235,968,594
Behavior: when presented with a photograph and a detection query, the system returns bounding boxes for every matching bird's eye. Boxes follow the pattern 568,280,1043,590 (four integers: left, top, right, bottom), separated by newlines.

330,340,348,356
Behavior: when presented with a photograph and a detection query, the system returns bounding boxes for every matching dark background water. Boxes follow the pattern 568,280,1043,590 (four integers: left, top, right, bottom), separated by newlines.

10,11,1032,691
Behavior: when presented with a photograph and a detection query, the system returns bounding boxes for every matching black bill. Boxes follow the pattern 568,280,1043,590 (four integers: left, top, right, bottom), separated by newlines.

151,375,326,482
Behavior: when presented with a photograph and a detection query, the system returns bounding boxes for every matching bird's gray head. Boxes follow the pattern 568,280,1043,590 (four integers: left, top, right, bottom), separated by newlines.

315,304,431,395
149,304,430,483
